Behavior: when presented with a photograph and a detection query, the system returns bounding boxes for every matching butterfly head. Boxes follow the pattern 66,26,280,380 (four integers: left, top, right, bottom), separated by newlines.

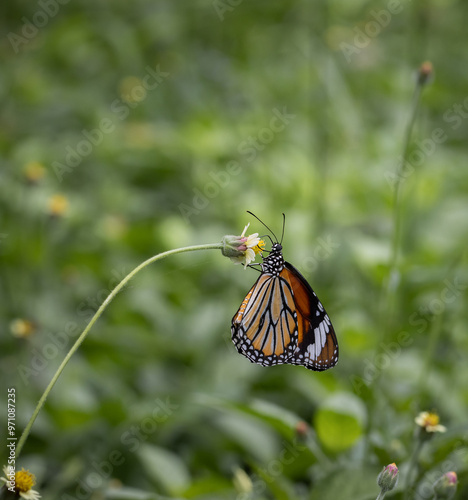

245,212,286,276
271,243,283,253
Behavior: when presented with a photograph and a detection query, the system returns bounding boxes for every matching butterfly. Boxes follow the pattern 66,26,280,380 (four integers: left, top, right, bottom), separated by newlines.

231,213,338,371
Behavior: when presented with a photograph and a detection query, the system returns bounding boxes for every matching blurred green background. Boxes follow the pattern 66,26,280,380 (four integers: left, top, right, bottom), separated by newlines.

1,0,468,499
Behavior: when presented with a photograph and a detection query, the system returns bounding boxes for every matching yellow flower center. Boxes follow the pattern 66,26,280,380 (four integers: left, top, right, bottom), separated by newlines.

24,161,46,182
425,412,440,427
10,318,35,338
48,194,69,216
15,469,36,493
253,240,265,255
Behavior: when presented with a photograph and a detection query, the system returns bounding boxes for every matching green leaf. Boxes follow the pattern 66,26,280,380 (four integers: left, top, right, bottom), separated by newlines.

214,410,279,462
105,486,177,499
309,467,379,500
182,476,233,498
314,393,366,453
136,444,190,495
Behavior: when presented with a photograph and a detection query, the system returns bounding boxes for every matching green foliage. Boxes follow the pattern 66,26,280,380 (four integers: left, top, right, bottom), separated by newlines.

314,393,366,453
1,0,468,499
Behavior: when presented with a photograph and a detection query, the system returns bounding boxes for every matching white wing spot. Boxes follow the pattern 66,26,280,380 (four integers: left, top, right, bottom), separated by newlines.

319,322,326,348
306,344,315,361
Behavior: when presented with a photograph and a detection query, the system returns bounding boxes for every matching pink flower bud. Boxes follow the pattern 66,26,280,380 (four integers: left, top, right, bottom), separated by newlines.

377,463,399,493
433,471,457,499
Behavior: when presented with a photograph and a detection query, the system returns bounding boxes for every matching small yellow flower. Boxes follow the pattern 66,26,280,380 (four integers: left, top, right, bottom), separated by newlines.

24,162,46,184
47,194,69,217
99,215,128,241
415,411,447,433
1,466,41,499
119,76,147,104
250,237,265,256
10,319,35,338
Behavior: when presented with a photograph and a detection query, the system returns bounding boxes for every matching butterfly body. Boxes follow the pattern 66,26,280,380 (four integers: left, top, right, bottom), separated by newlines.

258,242,285,276
231,242,338,371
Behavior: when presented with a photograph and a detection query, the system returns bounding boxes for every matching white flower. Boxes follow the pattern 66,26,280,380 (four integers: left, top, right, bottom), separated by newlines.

221,223,265,268
415,411,447,433
1,466,41,499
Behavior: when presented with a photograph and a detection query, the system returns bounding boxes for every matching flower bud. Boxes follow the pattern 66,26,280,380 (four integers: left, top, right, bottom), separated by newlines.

232,467,252,494
377,463,399,494
295,420,310,439
221,234,248,258
433,471,457,499
418,61,433,86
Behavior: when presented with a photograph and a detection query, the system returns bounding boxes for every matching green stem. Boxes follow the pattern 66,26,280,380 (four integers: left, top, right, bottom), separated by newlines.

384,82,423,322
376,492,386,500
404,436,424,499
15,242,223,460
305,431,332,468
419,253,462,387
418,309,444,389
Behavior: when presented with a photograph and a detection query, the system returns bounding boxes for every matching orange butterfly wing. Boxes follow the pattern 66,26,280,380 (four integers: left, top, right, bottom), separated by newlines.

282,262,339,371
231,253,338,371
231,273,299,366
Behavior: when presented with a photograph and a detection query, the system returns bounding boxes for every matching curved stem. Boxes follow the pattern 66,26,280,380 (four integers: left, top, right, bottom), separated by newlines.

15,243,223,460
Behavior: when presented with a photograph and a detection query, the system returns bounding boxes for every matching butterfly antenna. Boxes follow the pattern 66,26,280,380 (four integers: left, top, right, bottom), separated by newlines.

280,213,286,245
246,211,278,242
262,234,274,247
